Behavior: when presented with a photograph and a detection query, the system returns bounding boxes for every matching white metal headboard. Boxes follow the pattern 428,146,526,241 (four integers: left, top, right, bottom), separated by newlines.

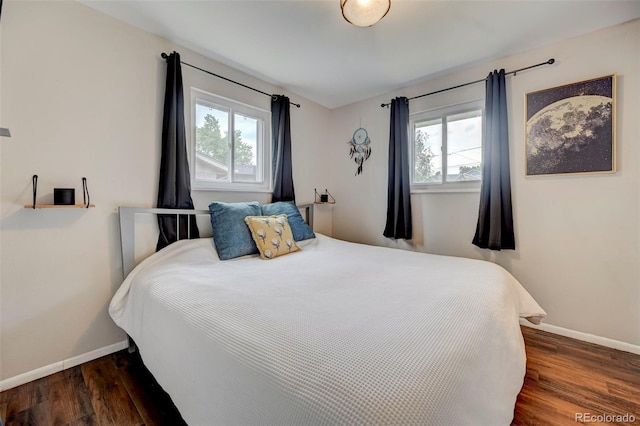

118,204,314,279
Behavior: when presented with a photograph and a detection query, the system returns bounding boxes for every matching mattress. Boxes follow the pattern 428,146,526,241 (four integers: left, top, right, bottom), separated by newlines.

109,234,546,425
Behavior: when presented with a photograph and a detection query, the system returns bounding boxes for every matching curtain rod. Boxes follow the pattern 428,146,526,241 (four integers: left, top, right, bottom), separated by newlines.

380,58,555,108
161,52,301,108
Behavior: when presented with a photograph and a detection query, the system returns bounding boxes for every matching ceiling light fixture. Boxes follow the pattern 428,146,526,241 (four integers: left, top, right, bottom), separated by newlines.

341,0,390,27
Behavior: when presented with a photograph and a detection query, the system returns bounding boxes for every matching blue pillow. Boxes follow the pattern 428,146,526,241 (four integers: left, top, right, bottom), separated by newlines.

209,201,262,260
261,201,315,242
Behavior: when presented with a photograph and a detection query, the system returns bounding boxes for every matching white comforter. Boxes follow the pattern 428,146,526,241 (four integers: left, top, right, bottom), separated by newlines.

110,234,545,426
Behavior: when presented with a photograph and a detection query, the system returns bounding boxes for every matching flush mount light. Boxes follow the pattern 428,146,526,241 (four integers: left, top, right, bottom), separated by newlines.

341,0,390,27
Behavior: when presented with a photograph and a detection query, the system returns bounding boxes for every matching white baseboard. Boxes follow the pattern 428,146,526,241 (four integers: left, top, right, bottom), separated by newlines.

0,340,128,392
520,319,640,355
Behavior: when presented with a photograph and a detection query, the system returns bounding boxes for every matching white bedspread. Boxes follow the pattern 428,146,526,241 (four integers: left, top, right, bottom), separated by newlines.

110,235,545,426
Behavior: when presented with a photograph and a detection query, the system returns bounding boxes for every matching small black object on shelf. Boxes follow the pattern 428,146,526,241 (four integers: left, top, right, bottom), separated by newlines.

54,188,75,205
314,188,336,204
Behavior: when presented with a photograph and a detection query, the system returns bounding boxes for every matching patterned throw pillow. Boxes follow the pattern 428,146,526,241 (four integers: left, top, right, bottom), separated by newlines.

244,215,300,260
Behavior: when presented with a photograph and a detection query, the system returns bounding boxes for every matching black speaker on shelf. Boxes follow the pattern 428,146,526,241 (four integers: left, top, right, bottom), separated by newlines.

54,188,75,205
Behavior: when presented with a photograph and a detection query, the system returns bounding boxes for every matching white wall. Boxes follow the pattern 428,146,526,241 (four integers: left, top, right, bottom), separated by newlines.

0,1,332,381
329,19,640,346
1,0,638,385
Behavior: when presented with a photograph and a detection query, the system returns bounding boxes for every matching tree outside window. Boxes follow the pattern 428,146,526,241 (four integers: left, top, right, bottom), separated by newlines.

411,102,483,188
191,90,269,190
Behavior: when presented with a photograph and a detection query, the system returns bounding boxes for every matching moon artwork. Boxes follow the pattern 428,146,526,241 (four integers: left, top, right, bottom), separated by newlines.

525,75,615,176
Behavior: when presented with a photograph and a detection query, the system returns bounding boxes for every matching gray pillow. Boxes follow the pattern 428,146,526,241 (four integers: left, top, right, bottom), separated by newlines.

209,201,262,260
261,201,315,242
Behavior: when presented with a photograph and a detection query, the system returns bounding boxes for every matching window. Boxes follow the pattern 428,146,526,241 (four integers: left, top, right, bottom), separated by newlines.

191,88,271,191
410,100,483,190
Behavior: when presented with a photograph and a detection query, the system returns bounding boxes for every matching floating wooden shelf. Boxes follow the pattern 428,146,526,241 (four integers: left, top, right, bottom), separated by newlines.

28,175,94,210
24,204,96,209
314,188,336,205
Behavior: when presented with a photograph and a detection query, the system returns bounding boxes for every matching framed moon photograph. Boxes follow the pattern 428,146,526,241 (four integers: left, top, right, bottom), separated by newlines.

525,75,616,176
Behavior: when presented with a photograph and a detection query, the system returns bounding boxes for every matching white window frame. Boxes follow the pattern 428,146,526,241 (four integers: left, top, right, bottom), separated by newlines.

190,88,271,192
410,99,484,193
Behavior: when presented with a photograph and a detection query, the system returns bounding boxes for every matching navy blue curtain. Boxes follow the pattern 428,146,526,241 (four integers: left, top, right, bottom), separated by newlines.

383,97,412,240
156,51,199,251
271,95,295,202
472,69,515,250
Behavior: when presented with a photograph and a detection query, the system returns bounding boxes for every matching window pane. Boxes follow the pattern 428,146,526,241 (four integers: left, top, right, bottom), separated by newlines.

414,118,442,183
195,101,230,182
233,113,260,183
446,110,482,181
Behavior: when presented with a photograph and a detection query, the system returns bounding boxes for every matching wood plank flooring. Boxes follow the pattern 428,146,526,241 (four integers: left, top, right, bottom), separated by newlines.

1,326,638,425
513,326,639,425
0,350,185,426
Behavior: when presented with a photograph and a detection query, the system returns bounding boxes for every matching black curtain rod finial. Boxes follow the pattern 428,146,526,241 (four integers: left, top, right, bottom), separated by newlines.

273,94,301,108
160,51,301,108
380,58,557,108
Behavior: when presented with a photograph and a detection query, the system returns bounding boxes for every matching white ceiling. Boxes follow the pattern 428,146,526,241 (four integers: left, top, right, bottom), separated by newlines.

79,0,640,109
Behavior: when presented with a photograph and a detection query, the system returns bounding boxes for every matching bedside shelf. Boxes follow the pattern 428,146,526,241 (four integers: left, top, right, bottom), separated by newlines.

28,175,93,209
25,204,96,209
314,188,336,205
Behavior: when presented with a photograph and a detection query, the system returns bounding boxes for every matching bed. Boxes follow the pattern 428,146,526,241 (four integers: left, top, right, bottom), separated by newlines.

109,203,546,425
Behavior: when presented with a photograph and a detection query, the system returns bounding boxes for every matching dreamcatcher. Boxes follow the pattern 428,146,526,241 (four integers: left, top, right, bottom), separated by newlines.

348,127,372,175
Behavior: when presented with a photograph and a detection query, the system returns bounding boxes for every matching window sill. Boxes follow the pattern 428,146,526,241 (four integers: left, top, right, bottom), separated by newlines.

411,183,481,194
192,184,272,193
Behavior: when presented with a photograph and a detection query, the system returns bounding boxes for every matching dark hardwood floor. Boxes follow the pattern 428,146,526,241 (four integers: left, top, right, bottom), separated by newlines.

0,350,185,426
1,326,638,425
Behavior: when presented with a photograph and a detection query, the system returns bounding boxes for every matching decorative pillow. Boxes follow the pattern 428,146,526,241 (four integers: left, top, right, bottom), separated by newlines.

209,201,261,260
245,215,299,260
261,201,315,242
